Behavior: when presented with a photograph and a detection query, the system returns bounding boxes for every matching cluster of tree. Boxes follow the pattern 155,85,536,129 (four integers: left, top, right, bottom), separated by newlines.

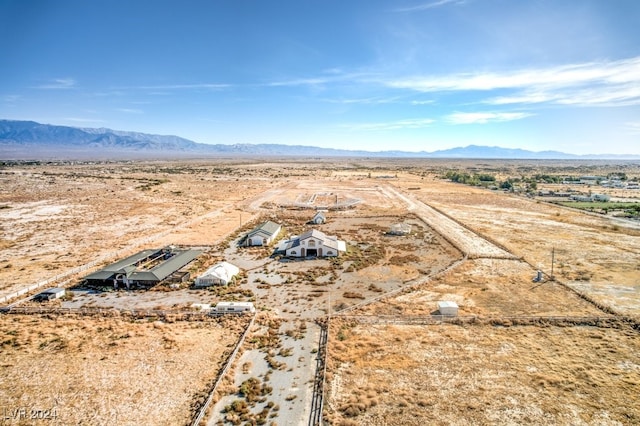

607,172,628,181
444,171,495,185
444,171,536,192
532,174,563,183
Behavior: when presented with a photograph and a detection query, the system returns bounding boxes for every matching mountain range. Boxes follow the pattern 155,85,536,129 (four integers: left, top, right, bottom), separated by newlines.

0,119,636,160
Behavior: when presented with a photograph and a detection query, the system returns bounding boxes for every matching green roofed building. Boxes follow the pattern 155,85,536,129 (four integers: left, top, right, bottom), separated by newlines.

244,220,281,246
84,247,202,288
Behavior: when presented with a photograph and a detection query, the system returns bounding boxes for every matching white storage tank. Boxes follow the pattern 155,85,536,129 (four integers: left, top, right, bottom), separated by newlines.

437,301,459,316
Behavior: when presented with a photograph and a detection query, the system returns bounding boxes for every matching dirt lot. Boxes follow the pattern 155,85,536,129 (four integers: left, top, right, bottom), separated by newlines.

234,212,461,319
0,313,248,425
208,318,320,426
0,162,272,298
355,258,605,317
325,319,640,426
392,173,640,315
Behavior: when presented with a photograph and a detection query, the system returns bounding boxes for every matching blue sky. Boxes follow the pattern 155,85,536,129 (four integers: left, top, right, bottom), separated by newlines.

1,0,639,155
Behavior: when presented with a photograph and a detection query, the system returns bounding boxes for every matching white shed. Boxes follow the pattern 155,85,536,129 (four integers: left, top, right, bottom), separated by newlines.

191,303,212,311
194,262,240,287
37,287,66,301
214,301,255,313
437,301,459,316
312,211,326,224
389,223,412,235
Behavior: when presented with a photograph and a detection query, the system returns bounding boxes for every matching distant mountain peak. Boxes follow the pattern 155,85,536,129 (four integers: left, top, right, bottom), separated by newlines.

0,119,636,160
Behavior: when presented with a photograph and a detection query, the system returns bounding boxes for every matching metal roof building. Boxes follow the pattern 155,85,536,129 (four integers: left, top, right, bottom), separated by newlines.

245,221,281,246
84,247,202,287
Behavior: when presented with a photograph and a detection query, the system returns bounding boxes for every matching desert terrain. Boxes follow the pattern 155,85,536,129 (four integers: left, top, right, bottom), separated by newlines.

0,158,639,425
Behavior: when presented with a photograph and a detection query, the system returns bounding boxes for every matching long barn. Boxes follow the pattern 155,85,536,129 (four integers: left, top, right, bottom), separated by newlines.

83,247,202,288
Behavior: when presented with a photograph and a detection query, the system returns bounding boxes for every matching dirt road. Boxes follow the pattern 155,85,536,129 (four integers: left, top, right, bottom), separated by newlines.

382,185,516,259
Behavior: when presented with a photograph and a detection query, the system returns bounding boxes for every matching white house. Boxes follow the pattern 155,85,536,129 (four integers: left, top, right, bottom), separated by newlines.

194,262,240,287
245,221,281,246
214,301,255,313
279,229,346,258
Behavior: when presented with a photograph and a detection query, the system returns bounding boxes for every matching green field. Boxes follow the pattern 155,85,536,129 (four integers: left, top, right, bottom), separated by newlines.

557,201,640,217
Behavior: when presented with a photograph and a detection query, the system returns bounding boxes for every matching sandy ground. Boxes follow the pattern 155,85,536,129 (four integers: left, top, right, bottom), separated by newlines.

325,320,640,426
356,258,605,317
392,174,640,315
0,162,270,298
207,319,320,426
0,314,247,426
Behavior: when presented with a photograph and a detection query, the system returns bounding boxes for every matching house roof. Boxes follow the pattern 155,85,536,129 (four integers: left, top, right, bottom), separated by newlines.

282,229,344,252
247,220,281,238
299,228,327,240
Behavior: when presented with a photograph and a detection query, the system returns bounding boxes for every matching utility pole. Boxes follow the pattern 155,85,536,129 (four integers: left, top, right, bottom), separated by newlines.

550,247,555,280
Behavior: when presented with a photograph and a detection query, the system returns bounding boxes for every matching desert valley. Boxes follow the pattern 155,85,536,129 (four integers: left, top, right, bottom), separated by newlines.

0,158,639,426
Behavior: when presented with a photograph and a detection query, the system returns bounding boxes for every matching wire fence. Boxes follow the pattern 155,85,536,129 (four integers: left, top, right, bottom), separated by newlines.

190,313,256,426
309,319,329,426
0,305,253,320
335,314,636,328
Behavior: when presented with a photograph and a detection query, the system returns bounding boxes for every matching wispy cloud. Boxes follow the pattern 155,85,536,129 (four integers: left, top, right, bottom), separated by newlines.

411,100,435,105
268,77,333,87
626,122,640,134
64,117,106,124
116,108,143,114
342,118,434,131
267,70,371,88
3,94,21,102
446,112,533,124
396,0,465,12
387,56,640,107
133,83,230,90
33,78,76,89
323,96,400,105
388,57,640,91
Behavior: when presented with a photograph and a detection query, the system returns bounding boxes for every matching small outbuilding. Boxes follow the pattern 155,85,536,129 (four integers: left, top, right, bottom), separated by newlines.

35,287,66,301
214,301,255,313
437,301,459,316
311,211,326,224
194,262,240,287
389,223,412,236
191,303,212,311
245,221,281,246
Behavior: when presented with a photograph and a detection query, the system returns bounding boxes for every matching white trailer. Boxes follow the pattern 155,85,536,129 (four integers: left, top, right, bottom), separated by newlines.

214,301,255,314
